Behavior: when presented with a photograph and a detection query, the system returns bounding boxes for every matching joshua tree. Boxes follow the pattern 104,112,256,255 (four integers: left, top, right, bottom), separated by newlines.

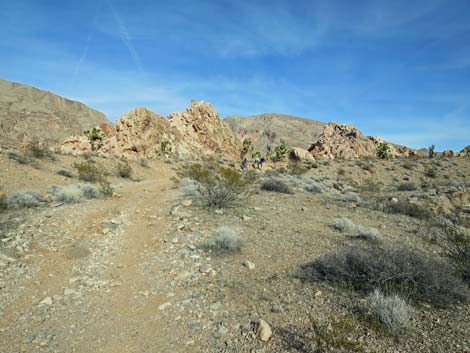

240,139,253,159
274,143,288,161
428,145,436,158
377,143,393,160
84,128,104,151
160,140,172,154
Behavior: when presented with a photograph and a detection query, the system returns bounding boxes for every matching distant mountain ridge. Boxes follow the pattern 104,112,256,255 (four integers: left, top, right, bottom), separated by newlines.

0,78,110,147
225,113,326,152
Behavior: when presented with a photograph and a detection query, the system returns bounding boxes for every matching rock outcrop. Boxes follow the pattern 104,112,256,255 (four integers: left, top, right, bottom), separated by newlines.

442,150,455,157
308,122,377,160
168,101,242,158
59,101,241,159
0,78,110,147
60,108,194,158
459,145,470,156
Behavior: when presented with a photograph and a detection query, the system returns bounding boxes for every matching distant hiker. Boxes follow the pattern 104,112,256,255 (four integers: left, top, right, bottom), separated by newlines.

259,157,266,169
241,158,248,170
254,157,261,169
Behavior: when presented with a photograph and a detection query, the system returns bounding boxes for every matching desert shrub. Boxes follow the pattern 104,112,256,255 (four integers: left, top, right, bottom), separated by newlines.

0,193,7,212
183,164,251,207
305,181,324,194
7,191,45,208
402,161,414,170
49,184,100,203
274,143,288,161
397,182,417,191
57,169,74,178
337,168,346,176
300,245,467,307
384,199,432,219
366,289,411,336
117,161,132,178
139,158,149,168
377,143,393,160
309,315,365,353
436,222,470,283
205,226,241,253
6,150,31,164
74,161,101,182
424,168,437,178
333,218,382,242
99,178,113,197
261,178,292,194
342,192,361,203
287,161,308,175
27,140,51,159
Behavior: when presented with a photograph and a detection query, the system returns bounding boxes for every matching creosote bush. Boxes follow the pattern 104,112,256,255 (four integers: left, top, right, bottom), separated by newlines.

384,199,432,219
183,163,252,207
6,150,32,165
397,182,417,191
436,221,470,283
205,226,242,253
49,184,100,204
7,191,45,208
366,289,411,336
0,193,7,212
300,245,467,307
74,161,101,182
261,178,293,194
117,161,132,178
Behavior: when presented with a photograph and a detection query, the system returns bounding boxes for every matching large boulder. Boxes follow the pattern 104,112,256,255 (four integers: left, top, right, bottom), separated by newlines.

168,100,242,159
307,122,377,160
289,147,315,161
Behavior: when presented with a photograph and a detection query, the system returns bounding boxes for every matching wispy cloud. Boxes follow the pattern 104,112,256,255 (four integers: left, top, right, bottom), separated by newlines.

105,0,144,73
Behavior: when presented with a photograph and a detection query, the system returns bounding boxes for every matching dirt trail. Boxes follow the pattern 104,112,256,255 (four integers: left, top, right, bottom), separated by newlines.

0,168,187,353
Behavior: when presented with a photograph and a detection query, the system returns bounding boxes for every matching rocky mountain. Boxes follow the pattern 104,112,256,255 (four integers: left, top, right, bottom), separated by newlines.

60,101,240,159
0,78,110,147
169,101,241,158
225,114,325,152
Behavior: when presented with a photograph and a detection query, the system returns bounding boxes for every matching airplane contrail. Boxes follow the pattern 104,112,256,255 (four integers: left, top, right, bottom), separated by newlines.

72,0,103,82
106,0,144,74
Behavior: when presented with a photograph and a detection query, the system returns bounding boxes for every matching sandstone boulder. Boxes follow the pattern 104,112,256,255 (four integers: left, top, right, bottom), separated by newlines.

442,150,455,157
288,147,315,161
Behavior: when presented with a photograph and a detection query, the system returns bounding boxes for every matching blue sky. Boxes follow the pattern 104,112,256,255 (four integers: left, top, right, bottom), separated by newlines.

1,0,469,150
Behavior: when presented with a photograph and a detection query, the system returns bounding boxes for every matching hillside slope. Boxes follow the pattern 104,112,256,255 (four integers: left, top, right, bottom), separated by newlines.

0,78,110,147
225,113,325,152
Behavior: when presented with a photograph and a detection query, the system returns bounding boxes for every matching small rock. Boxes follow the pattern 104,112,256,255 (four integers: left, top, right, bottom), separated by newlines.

158,302,172,311
390,197,398,204
256,319,272,342
271,305,283,313
199,264,213,273
241,260,255,270
177,224,185,231
181,199,193,207
39,296,53,306
242,215,253,222
214,210,223,215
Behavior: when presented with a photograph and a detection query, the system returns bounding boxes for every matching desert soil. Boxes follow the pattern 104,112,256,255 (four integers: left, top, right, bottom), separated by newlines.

1,154,469,353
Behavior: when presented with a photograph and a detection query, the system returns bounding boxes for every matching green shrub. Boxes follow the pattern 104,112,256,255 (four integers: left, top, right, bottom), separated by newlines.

424,168,437,178
183,164,251,207
240,139,253,159
117,161,132,178
436,221,470,283
397,182,417,191
261,178,292,194
27,140,52,159
274,143,288,161
287,161,308,175
74,161,101,182
384,199,432,219
0,193,8,212
300,245,467,307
